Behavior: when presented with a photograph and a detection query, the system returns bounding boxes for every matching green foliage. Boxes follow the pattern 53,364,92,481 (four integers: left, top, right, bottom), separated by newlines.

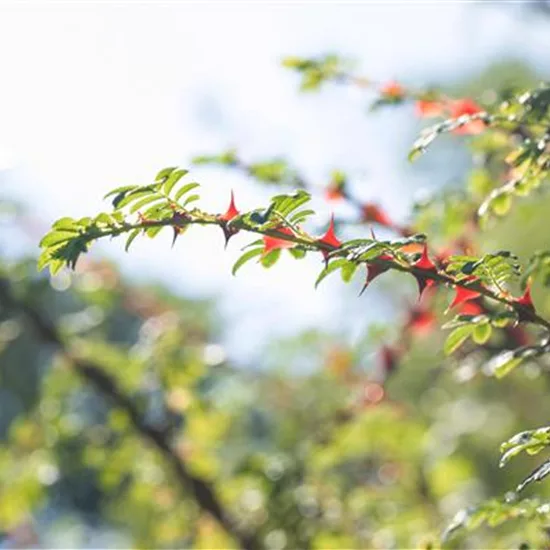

444,251,520,288
6,47,550,550
281,54,350,91
443,497,550,542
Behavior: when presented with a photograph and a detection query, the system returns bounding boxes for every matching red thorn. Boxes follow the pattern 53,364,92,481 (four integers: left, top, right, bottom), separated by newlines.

361,203,394,227
516,280,535,311
317,215,342,261
380,81,405,99
413,244,436,271
405,306,435,337
218,191,240,246
448,285,481,311
360,254,393,295
325,188,345,201
411,244,438,300
449,98,486,135
415,99,446,118
414,275,436,301
219,190,240,222
317,215,342,248
458,299,484,316
263,226,296,255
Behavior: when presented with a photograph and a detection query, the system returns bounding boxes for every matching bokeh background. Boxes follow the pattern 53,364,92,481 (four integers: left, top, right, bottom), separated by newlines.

2,2,550,548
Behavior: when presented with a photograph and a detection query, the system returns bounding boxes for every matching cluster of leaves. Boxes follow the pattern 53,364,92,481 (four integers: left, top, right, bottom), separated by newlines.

38,168,201,274
443,497,550,543
13,52,550,548
281,54,351,92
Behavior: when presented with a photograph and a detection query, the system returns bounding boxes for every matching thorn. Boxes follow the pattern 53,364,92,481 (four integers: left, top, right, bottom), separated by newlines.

446,284,481,313
219,190,240,222
359,254,393,295
413,243,436,271
516,279,535,311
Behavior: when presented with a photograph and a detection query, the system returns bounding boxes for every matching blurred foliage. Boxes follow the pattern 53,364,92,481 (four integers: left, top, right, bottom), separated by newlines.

5,42,550,550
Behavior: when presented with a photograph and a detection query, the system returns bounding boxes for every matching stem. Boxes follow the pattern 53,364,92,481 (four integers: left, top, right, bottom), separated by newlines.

57,207,550,333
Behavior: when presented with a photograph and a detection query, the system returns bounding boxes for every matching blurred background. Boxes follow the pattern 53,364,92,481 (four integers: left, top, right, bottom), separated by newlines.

2,2,550,548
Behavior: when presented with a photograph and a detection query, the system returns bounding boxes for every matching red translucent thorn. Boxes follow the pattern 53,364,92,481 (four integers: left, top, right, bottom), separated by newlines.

415,99,446,118
414,275,436,301
361,203,394,227
359,254,393,295
413,244,436,271
405,306,436,337
411,244,437,300
325,188,345,201
219,190,240,222
317,215,342,262
449,98,486,135
380,81,405,99
448,286,481,311
263,227,295,255
516,280,535,311
458,299,484,316
317,215,342,249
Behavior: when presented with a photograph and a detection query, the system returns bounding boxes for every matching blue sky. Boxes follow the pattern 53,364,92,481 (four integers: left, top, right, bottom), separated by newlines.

1,2,549,362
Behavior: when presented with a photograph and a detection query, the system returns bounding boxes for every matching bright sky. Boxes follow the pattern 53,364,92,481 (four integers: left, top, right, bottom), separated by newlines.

1,2,549,361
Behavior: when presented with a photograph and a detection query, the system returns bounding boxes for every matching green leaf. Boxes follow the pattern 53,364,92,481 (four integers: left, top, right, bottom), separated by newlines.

39,231,79,248
489,352,524,379
472,322,492,345
115,190,155,209
145,226,163,238
129,195,163,214
340,260,358,283
182,194,200,207
290,209,315,224
174,182,201,203
52,217,79,231
491,193,512,216
103,185,138,199
163,169,189,195
261,248,281,268
94,213,116,226
232,248,263,276
517,460,550,493
288,248,306,260
315,259,348,289
155,167,177,183
444,325,473,355
124,229,141,252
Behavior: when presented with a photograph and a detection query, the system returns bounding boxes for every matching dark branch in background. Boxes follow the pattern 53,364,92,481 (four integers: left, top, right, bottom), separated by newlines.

0,276,260,550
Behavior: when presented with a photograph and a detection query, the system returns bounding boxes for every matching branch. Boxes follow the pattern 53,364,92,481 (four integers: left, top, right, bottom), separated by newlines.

192,152,410,235
0,276,261,550
41,206,550,333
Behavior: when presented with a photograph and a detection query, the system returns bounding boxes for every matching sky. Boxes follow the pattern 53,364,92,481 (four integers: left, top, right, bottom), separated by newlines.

1,2,550,362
